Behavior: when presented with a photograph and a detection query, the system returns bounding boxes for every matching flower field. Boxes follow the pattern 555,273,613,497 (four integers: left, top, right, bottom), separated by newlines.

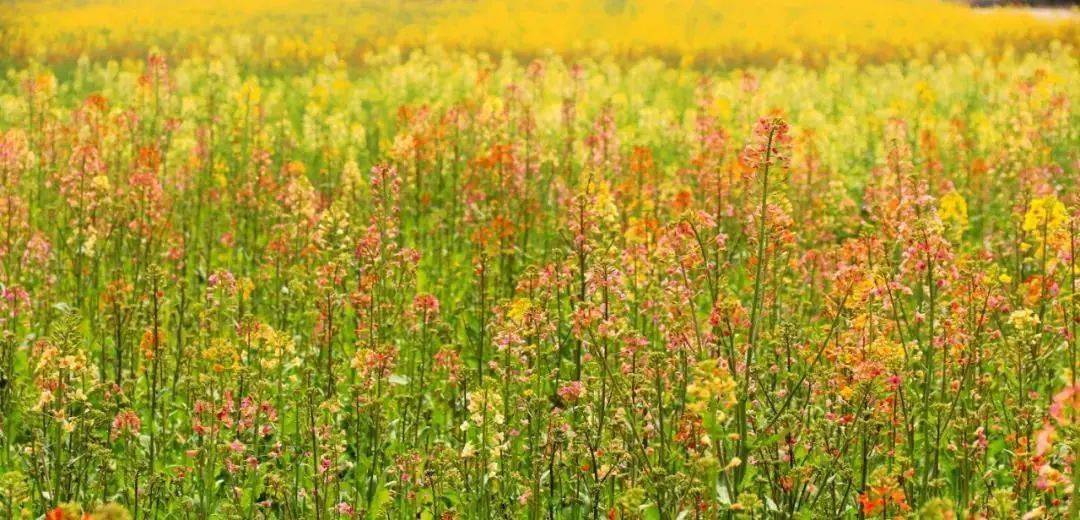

0,1,1079,519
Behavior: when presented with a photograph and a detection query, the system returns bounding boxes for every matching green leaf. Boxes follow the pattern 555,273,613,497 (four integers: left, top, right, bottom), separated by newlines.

367,487,391,520
639,503,661,520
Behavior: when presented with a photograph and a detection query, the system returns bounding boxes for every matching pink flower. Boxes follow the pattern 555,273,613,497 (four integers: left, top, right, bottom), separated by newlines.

335,502,355,517
557,381,586,403
111,409,142,441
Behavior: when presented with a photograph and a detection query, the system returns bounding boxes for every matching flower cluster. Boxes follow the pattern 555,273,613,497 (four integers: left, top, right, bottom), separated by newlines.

0,38,1077,519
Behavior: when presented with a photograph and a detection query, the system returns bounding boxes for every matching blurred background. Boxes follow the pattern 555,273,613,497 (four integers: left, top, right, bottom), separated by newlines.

1,0,1076,69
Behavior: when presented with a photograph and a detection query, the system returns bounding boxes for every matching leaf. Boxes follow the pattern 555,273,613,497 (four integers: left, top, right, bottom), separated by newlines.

638,503,661,520
367,487,391,520
716,483,731,505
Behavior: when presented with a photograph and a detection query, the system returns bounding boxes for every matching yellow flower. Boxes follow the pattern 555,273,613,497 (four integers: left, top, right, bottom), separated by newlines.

1022,196,1068,235
916,81,936,105
508,298,532,323
686,359,737,423
235,76,261,105
91,174,111,192
712,97,733,121
1007,309,1039,331
869,337,905,367
838,385,855,400
938,191,968,231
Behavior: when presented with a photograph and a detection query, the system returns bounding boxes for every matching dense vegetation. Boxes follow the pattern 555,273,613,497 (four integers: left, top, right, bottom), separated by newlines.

0,1,1078,519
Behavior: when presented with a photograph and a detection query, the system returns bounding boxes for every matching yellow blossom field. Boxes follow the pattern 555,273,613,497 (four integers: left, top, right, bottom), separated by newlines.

0,1,1078,519
4,0,1078,66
